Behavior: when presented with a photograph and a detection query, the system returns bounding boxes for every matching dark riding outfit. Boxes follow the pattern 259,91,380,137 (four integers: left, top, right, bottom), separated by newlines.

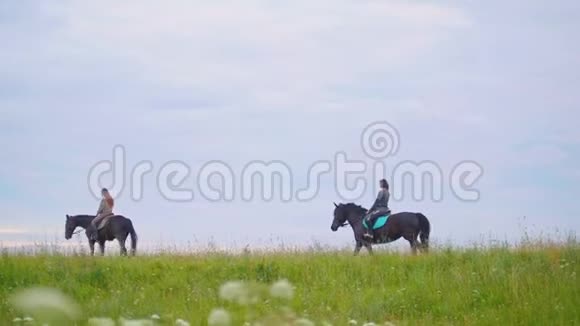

363,184,391,239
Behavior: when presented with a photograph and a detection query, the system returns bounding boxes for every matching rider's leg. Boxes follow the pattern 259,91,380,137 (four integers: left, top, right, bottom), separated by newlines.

363,209,389,239
89,215,102,240
363,211,376,239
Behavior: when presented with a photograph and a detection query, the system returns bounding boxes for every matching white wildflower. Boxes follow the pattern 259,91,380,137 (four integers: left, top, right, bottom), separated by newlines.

119,318,154,326
208,308,231,326
13,317,22,323
175,319,190,326
10,287,81,321
88,317,116,326
294,318,315,326
219,281,251,305
363,323,377,326
269,279,294,300
349,320,358,325
150,314,161,320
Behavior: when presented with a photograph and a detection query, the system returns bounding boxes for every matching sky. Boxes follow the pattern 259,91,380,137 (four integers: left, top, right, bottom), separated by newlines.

1,0,579,251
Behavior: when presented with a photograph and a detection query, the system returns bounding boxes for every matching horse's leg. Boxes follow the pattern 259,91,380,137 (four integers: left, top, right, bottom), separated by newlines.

117,237,128,256
410,239,418,255
364,242,373,255
98,241,105,256
419,239,429,253
403,233,418,255
353,241,363,256
419,233,429,253
89,240,95,256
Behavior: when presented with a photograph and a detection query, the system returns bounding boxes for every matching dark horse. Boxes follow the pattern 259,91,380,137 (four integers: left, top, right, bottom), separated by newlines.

330,202,430,255
65,214,138,256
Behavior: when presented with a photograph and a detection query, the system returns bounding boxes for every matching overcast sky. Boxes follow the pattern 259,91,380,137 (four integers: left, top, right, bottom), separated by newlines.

1,0,578,251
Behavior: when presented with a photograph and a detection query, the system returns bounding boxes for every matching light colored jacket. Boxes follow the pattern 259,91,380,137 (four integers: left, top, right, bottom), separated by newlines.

96,198,114,217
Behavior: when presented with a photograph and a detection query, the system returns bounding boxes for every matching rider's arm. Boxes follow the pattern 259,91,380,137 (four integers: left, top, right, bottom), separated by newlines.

96,199,105,215
368,190,382,212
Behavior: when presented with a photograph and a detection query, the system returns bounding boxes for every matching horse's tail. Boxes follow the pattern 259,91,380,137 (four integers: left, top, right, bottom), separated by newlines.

127,220,138,255
416,213,430,250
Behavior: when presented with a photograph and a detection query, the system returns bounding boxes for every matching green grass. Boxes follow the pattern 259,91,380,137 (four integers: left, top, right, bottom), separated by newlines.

0,243,579,325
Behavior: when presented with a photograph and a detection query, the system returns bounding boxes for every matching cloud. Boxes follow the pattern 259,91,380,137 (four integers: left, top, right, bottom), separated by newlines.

0,227,30,235
0,222,62,236
1,0,579,247
0,1,471,114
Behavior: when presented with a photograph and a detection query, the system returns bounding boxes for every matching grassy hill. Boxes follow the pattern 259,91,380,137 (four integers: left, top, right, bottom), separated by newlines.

0,242,578,325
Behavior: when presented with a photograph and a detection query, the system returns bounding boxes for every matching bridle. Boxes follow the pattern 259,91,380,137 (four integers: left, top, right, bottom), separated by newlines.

335,208,367,228
67,220,85,237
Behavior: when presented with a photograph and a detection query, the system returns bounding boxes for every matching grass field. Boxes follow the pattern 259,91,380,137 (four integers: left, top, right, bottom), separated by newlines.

0,242,578,326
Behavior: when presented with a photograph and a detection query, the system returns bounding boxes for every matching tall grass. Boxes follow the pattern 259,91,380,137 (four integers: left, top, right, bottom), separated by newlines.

0,241,578,325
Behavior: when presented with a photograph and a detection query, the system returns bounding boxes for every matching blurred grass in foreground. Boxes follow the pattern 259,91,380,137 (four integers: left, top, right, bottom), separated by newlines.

0,240,578,325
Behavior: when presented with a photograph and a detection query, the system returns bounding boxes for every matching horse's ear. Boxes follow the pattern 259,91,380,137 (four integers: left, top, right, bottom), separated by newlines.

66,214,70,219
333,202,338,208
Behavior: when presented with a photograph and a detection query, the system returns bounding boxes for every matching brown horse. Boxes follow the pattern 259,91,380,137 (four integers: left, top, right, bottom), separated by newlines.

331,202,430,255
65,214,138,256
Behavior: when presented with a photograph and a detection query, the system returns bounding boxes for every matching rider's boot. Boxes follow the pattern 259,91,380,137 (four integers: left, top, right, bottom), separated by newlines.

363,215,374,240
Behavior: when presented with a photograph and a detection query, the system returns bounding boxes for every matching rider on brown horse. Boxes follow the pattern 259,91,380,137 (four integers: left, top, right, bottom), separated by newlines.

363,179,391,240
88,188,115,241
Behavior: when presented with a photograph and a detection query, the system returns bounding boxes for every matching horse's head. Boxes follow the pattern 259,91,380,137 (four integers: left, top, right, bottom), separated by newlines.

331,202,347,231
64,214,76,240
331,202,367,231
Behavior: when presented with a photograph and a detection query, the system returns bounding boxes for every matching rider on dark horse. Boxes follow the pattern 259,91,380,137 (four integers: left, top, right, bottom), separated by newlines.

88,188,115,241
363,179,391,240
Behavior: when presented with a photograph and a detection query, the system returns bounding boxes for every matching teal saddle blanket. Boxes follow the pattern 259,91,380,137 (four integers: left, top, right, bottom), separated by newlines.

362,214,390,230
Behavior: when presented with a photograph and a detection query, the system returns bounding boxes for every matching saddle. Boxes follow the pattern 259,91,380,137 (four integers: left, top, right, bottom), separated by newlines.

97,214,116,230
363,209,391,230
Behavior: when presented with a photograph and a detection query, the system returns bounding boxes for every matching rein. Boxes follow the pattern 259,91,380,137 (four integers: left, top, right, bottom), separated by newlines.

335,205,368,228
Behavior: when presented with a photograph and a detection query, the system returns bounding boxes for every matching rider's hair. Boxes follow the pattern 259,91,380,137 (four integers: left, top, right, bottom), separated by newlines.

379,179,389,190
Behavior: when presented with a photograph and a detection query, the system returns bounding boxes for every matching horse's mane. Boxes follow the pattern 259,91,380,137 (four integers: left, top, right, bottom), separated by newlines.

338,203,367,213
68,214,95,220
